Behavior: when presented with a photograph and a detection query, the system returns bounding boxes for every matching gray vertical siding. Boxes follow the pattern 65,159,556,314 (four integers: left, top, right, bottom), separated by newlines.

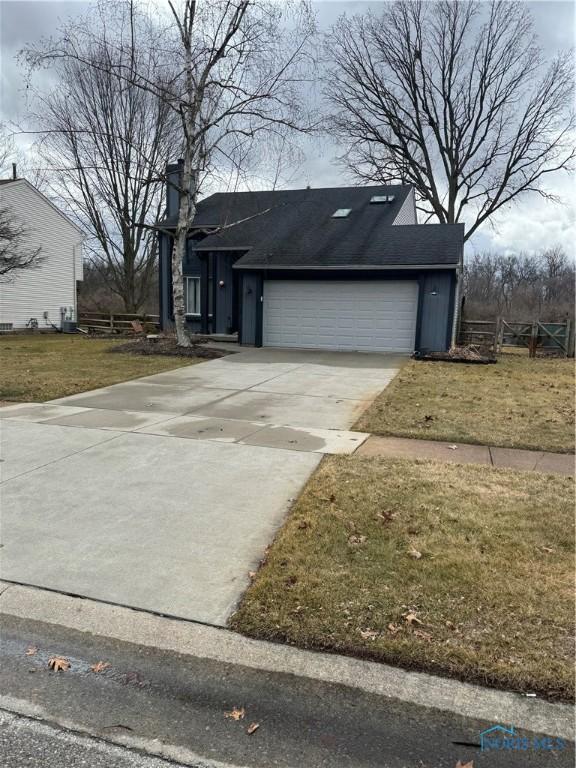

158,233,173,330
213,254,236,334
417,272,453,352
239,272,261,345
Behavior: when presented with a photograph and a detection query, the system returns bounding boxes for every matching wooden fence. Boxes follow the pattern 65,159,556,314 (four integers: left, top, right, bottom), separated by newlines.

79,311,160,335
459,318,575,358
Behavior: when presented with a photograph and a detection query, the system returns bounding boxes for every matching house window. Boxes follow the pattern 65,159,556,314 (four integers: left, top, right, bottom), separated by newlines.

185,276,200,315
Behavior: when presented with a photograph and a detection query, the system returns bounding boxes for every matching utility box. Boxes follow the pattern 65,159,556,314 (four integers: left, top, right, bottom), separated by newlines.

62,320,77,333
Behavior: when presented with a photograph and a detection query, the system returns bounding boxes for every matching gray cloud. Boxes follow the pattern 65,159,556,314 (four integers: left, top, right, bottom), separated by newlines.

1,0,573,255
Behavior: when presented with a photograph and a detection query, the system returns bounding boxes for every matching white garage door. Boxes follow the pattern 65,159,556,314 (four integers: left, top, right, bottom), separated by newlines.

263,280,418,352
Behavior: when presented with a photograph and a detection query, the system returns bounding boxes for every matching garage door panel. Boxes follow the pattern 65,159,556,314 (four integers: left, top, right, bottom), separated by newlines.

263,280,418,352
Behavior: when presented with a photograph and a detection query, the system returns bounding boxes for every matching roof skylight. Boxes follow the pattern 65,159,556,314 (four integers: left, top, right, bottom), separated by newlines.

370,195,396,204
332,208,352,218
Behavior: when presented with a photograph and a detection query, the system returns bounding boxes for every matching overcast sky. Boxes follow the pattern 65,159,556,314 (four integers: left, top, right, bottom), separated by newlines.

0,0,574,256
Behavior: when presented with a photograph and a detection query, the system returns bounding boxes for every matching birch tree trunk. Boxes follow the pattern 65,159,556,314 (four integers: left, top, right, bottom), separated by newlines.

171,149,198,347
172,155,192,347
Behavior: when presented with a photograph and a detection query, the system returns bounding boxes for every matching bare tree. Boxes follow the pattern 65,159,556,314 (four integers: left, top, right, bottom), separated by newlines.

0,206,44,280
26,0,315,346
24,2,178,313
327,0,574,239
463,248,575,321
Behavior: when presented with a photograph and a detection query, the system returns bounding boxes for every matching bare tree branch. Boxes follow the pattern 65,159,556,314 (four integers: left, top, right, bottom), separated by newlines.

0,206,44,280
23,1,179,312
24,0,316,345
326,0,575,241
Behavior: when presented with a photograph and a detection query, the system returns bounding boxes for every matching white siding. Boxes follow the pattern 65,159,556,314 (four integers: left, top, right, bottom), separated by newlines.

0,181,84,329
393,188,417,225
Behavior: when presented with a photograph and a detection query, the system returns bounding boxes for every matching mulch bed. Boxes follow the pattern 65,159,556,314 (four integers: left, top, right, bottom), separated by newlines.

415,345,496,364
109,336,230,360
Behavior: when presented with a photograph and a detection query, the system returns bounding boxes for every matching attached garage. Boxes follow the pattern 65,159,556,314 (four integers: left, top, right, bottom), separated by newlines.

160,180,464,353
263,280,418,353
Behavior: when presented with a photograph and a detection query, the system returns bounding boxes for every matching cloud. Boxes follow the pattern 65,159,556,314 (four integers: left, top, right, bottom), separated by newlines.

467,173,576,258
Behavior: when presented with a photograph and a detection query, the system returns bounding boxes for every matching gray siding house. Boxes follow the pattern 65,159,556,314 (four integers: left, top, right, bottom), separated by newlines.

158,163,463,354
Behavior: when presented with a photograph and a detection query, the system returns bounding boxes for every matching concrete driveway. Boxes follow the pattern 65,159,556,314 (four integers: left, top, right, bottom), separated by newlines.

0,348,402,624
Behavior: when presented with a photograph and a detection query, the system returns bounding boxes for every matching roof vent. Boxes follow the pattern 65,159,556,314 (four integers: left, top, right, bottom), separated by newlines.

370,195,395,204
332,208,352,218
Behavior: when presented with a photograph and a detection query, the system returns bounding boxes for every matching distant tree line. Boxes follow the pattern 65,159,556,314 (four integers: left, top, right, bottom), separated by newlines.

77,261,158,315
463,247,575,322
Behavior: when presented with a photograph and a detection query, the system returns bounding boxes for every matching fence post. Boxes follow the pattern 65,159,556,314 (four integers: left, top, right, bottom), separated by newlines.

566,319,574,358
494,316,501,354
529,322,538,358
110,314,114,333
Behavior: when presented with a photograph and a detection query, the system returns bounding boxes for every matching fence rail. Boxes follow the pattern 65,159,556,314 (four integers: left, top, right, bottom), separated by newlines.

459,318,574,358
79,312,160,335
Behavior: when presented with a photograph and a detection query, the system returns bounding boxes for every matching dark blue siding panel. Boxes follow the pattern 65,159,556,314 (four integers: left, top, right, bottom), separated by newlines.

418,272,453,352
158,233,173,330
240,273,260,345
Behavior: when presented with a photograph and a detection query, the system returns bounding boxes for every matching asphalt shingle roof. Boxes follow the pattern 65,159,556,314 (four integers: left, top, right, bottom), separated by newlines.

173,185,463,268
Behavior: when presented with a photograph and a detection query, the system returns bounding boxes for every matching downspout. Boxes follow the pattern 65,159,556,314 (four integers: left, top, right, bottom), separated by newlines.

450,244,465,347
72,243,77,328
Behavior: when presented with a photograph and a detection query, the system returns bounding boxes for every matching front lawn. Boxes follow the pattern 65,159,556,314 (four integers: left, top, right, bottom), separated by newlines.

355,352,574,453
0,334,199,402
231,455,575,700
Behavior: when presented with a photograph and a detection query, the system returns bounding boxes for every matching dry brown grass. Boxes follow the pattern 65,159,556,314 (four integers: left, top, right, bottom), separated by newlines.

355,352,575,453
0,334,198,402
231,455,575,700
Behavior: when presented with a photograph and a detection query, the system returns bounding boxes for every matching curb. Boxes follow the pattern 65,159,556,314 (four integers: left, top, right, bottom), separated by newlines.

0,582,573,740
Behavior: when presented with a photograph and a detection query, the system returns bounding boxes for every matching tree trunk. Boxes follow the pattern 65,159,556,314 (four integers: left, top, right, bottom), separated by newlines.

171,152,196,348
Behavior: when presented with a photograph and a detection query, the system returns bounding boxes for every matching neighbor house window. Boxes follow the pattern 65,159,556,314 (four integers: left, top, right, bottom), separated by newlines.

185,276,201,315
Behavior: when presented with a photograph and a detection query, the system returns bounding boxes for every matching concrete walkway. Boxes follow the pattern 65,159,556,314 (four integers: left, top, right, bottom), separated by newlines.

358,435,575,476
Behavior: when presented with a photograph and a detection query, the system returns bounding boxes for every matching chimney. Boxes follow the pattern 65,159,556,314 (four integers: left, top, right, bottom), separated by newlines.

12,163,17,180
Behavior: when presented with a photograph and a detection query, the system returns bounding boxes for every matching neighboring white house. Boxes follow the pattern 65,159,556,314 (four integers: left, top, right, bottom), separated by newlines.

0,178,84,330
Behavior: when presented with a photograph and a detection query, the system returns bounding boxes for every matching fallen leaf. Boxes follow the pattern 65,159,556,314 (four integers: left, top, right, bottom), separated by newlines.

413,629,432,642
445,620,455,630
247,722,260,735
402,612,423,626
348,534,366,545
359,628,378,640
225,707,245,721
297,520,311,530
541,546,554,554
455,761,474,768
25,646,38,656
48,656,70,672
387,623,400,634
408,548,422,559
248,571,256,579
91,661,111,673
447,445,458,450
424,415,434,421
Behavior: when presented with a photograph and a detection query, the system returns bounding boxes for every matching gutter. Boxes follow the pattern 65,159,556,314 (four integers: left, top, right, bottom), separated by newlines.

232,263,460,271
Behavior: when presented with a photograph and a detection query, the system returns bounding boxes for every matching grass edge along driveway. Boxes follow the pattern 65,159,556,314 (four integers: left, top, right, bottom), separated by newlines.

230,454,575,702
0,334,200,403
355,352,574,454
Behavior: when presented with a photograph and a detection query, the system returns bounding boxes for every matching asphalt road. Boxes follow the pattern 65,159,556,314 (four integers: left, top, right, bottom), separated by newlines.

0,710,196,768
0,615,572,768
